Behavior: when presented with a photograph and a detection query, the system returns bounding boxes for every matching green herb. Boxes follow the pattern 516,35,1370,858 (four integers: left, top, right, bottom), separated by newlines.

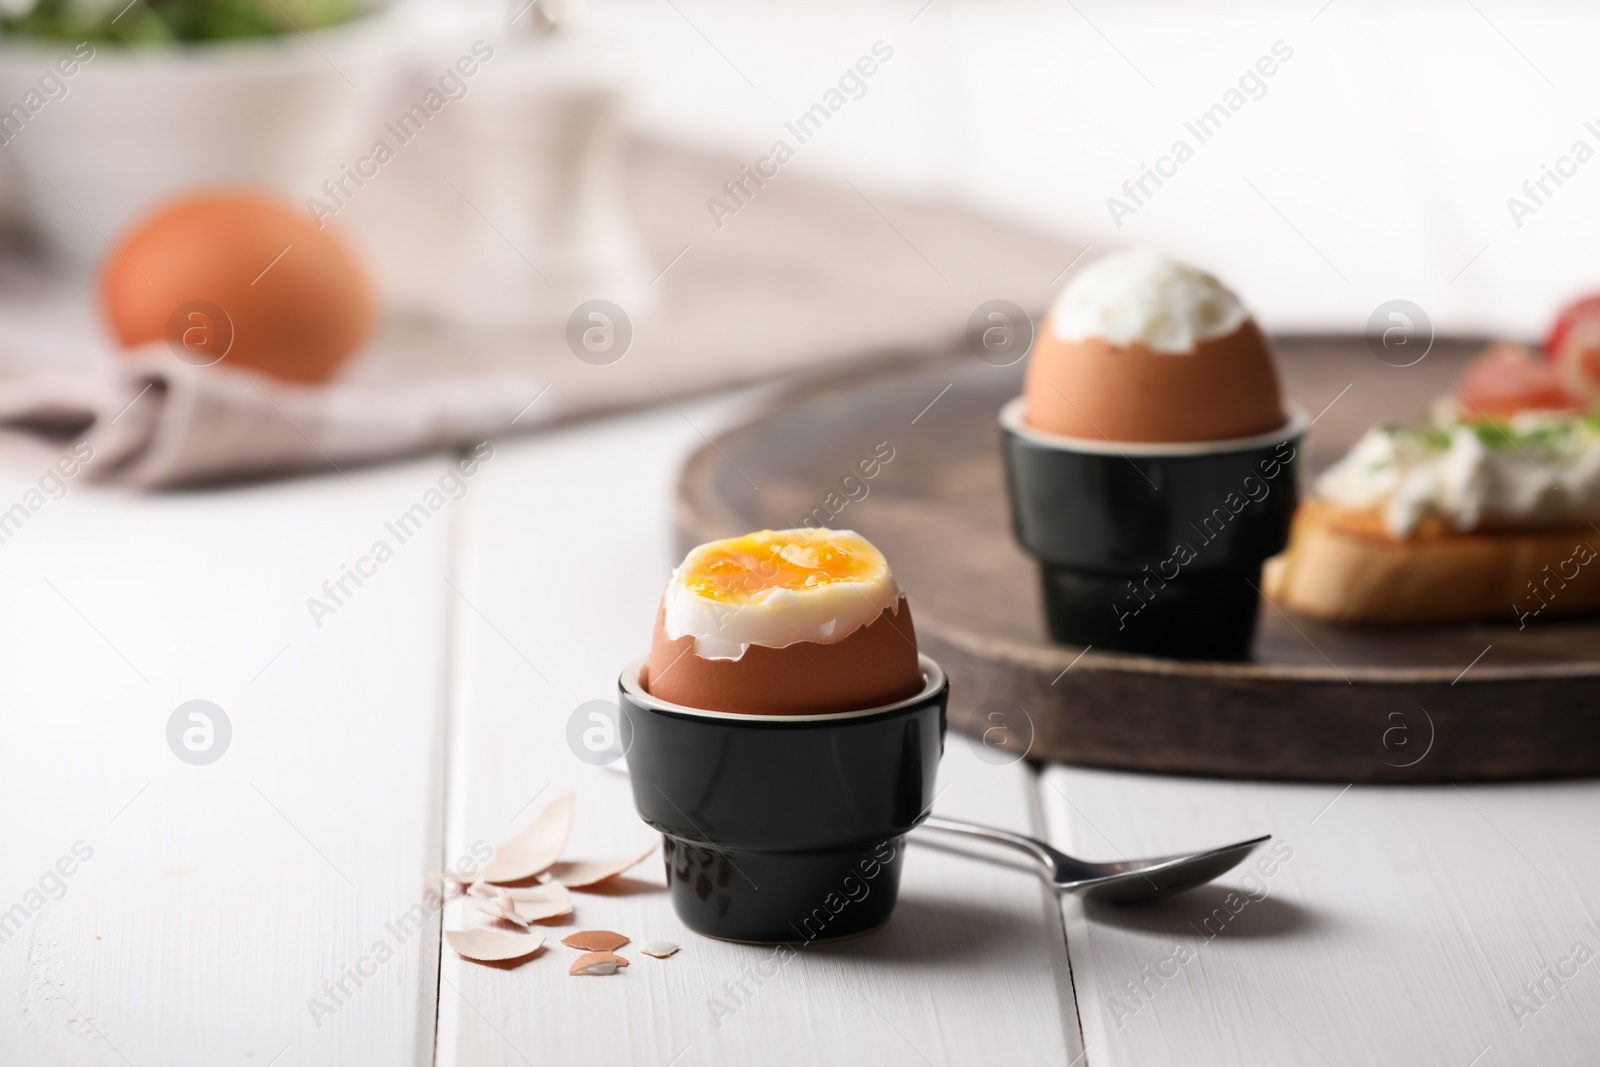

1382,424,1452,450
1470,421,1516,450
1466,417,1584,453
2,0,367,44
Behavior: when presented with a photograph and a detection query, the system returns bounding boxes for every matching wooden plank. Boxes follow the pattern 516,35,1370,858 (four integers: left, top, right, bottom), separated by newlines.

0,456,458,1066
437,400,1083,1066
1040,765,1600,1067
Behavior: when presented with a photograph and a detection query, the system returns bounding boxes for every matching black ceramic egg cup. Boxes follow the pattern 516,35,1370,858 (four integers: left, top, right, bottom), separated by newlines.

619,655,947,944
999,398,1306,660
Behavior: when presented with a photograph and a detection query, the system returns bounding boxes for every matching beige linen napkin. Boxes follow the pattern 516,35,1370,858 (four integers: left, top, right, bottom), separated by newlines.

0,352,555,487
0,139,1081,488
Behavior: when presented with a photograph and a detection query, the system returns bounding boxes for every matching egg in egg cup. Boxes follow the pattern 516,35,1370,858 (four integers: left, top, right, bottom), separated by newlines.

1001,249,1306,659
619,529,947,944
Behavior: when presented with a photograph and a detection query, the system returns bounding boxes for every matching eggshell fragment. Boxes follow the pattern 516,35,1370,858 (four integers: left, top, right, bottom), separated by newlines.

639,941,679,959
467,897,532,929
446,928,546,963
561,930,629,952
568,951,629,976
423,868,475,887
500,882,570,901
478,793,573,883
547,844,657,889
508,882,574,922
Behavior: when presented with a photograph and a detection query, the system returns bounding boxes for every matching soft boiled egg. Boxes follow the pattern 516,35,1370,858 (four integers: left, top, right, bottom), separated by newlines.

1022,248,1287,442
644,528,923,715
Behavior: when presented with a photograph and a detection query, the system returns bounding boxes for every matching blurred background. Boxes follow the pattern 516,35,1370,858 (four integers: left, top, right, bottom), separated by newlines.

0,0,1592,486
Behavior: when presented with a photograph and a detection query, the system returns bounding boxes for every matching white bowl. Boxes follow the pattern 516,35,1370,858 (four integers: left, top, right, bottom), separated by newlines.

0,11,410,270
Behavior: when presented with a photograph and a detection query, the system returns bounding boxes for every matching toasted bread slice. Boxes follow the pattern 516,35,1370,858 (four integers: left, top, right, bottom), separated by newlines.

1263,500,1600,624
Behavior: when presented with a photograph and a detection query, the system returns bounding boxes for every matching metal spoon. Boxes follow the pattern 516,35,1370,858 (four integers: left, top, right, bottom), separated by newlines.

917,814,1270,902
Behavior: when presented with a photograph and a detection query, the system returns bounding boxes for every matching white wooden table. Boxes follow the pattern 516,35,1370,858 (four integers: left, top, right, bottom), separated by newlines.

3,392,1598,1067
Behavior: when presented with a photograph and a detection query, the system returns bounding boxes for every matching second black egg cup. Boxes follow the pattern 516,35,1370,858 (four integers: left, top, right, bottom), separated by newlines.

999,398,1306,660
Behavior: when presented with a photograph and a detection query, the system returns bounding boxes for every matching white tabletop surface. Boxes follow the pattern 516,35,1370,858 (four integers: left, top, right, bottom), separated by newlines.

2,392,1598,1067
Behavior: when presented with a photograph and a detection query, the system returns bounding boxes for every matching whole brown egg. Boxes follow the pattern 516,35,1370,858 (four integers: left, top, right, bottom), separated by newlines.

99,189,374,384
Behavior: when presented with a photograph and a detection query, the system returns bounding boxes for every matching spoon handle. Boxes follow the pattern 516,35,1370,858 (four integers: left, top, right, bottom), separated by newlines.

918,814,1068,873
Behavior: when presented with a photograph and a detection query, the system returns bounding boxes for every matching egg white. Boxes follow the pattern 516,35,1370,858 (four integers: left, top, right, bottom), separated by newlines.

1050,247,1247,354
662,528,903,661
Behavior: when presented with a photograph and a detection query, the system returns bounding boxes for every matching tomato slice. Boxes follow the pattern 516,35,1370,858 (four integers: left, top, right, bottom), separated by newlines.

1545,294,1600,357
1545,297,1600,400
1454,342,1586,418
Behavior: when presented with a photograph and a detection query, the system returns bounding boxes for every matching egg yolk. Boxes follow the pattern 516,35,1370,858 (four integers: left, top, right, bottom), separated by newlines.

680,530,883,604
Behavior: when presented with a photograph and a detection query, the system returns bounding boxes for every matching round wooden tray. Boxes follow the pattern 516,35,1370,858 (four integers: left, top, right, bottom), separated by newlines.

675,337,1600,782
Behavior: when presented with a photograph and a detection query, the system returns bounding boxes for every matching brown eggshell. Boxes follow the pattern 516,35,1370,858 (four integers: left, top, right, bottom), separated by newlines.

1022,316,1286,443
645,596,922,715
568,950,629,976
562,930,630,952
99,188,374,384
